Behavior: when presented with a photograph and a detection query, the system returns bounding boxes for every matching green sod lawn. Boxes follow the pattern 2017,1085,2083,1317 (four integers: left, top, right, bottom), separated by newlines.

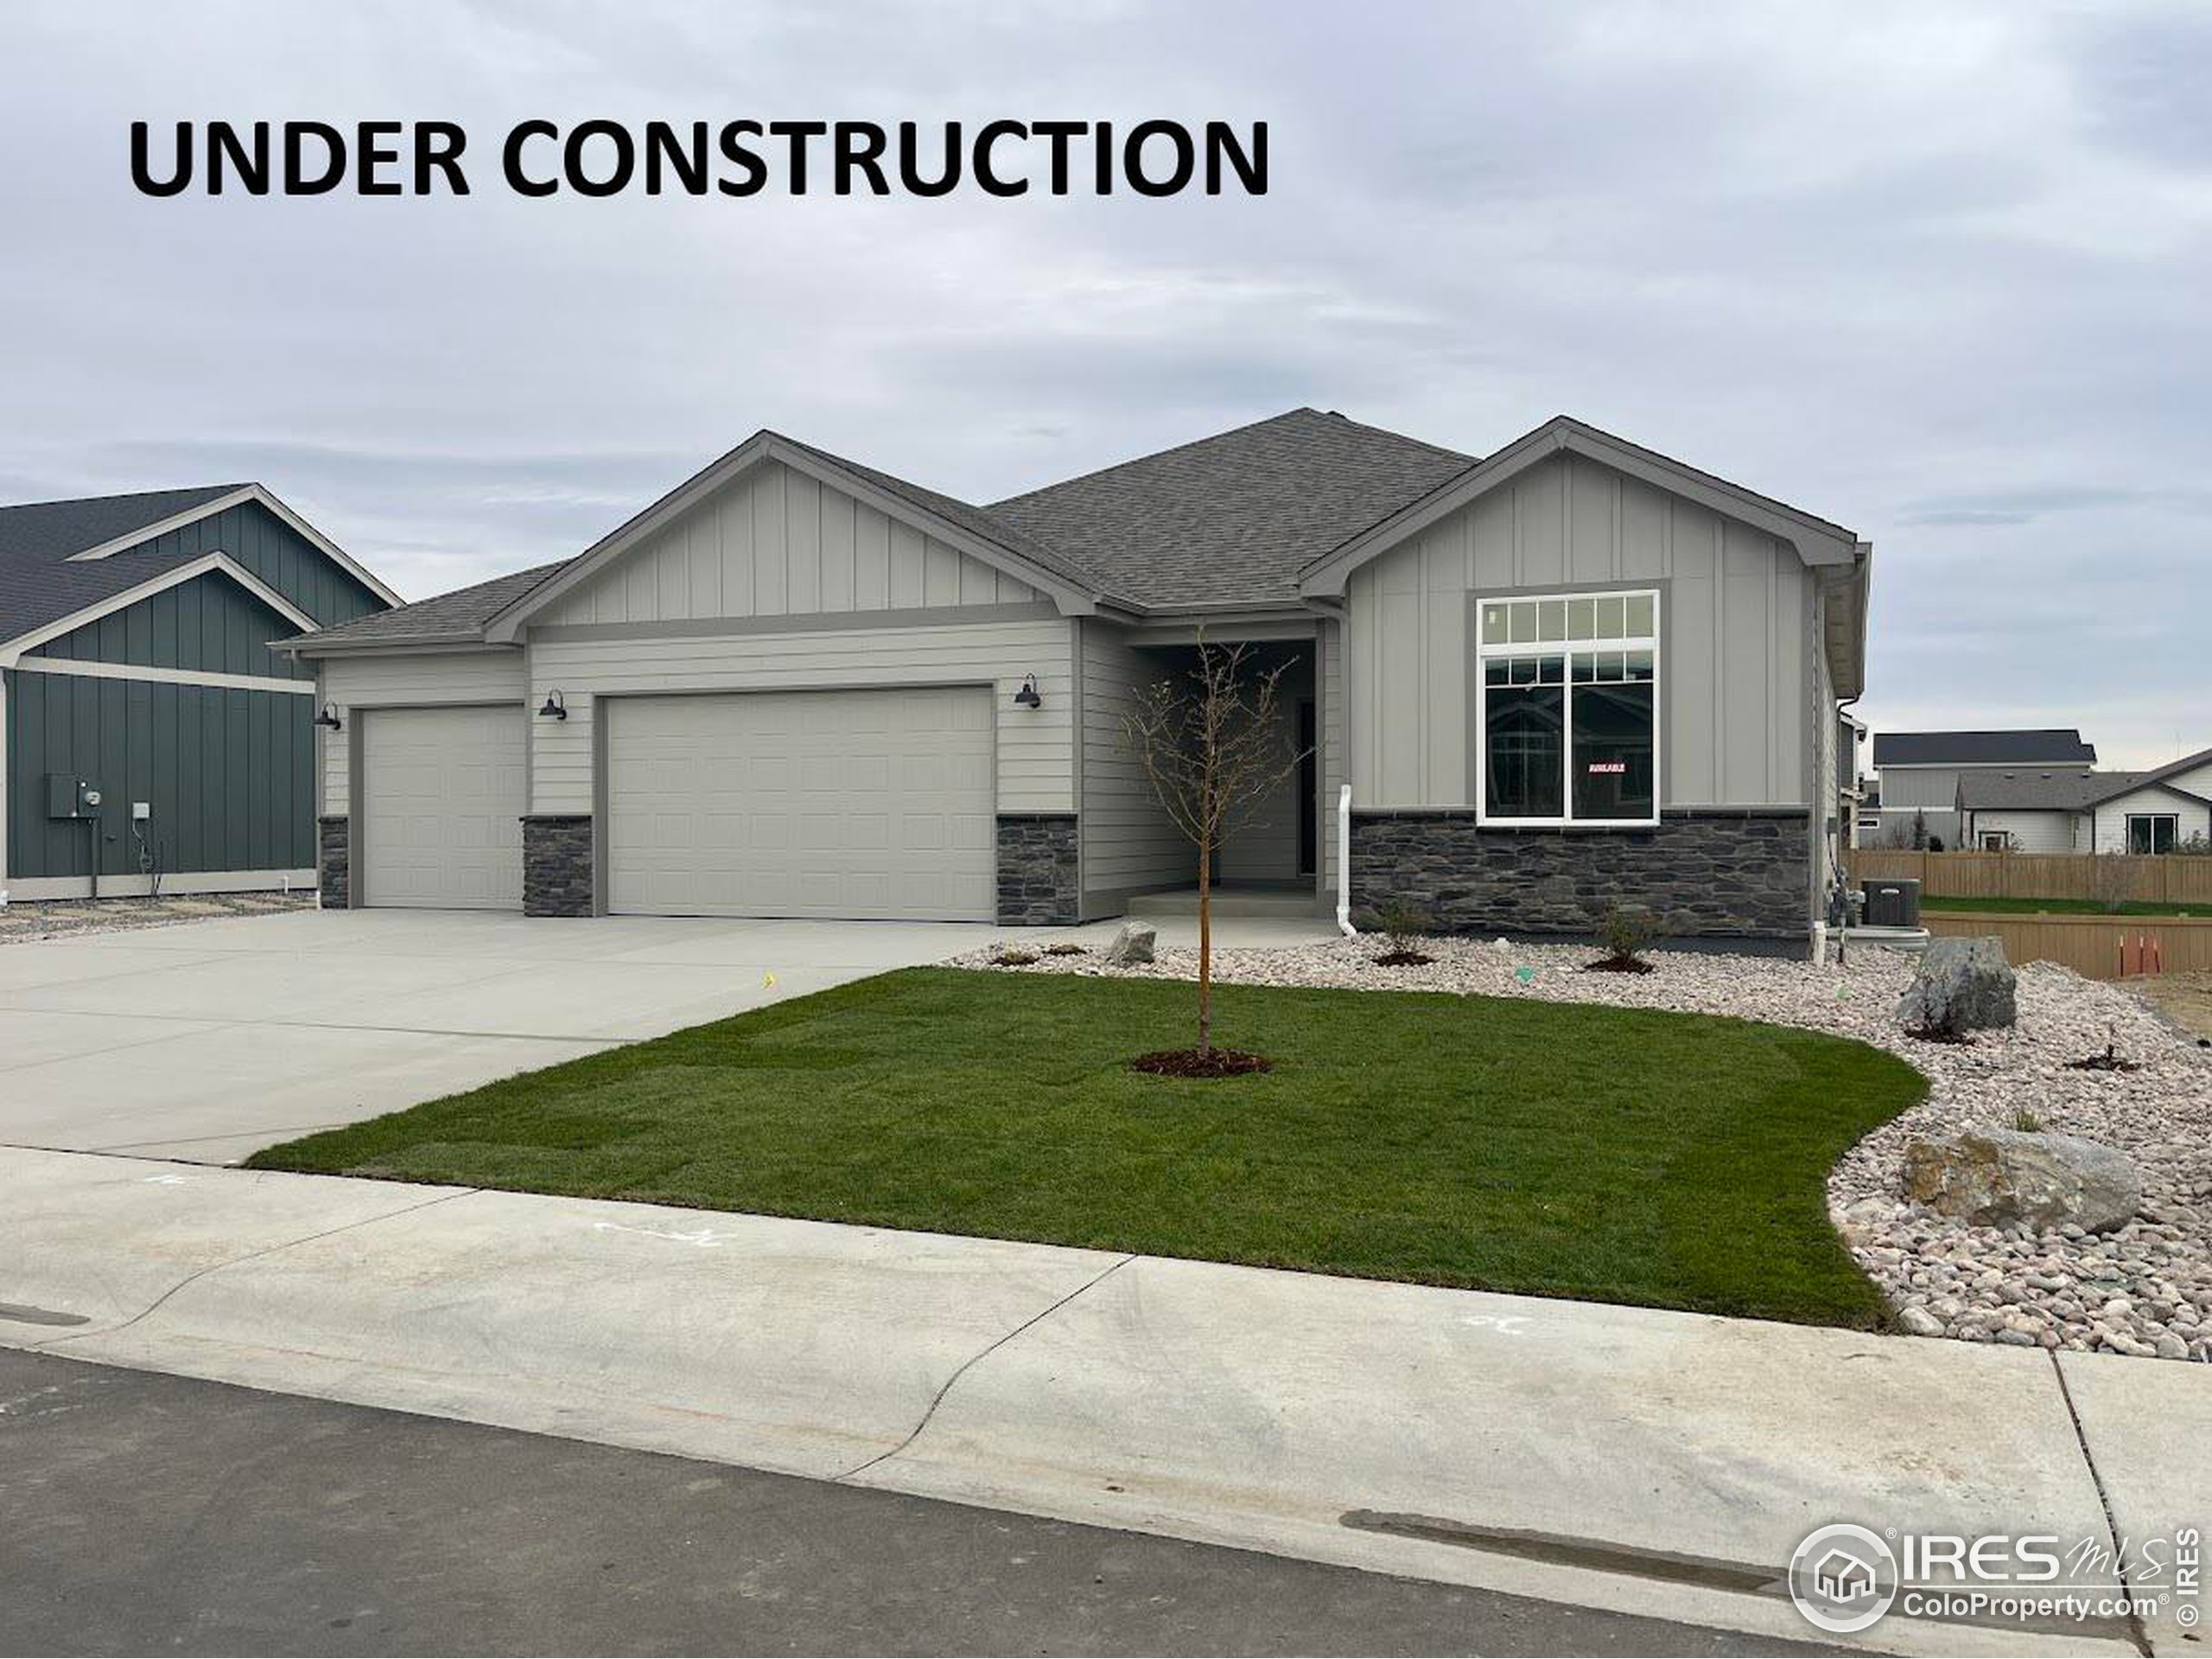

252,968,1925,1327
1919,894,2212,918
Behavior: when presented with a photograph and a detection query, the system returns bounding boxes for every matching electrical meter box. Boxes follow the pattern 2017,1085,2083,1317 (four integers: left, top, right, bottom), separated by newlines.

44,774,102,819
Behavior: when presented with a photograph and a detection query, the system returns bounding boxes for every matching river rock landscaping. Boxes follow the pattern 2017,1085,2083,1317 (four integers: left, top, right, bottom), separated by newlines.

959,931,2212,1362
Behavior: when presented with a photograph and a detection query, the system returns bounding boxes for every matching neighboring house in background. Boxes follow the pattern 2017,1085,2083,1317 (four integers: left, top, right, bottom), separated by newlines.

289,410,1871,955
1955,768,2106,852
0,485,396,900
1954,747,2212,854
1839,710,1868,847
1867,728,2097,849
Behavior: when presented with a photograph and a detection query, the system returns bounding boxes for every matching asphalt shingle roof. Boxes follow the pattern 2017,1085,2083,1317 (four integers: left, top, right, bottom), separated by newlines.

1872,729,2098,768
1955,770,2118,811
292,561,571,647
0,483,246,644
773,434,1116,599
2090,744,2212,805
988,408,1474,608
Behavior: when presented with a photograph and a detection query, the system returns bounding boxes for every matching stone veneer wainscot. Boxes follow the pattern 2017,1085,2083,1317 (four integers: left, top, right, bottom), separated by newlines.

316,815,350,908
995,813,1079,925
523,814,595,918
1349,808,1812,947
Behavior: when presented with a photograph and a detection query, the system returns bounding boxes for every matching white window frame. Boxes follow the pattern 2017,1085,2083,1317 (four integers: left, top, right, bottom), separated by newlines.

2125,812,2178,855
1473,588,1662,829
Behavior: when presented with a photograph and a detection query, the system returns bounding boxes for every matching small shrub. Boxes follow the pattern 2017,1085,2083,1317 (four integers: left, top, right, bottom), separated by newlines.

1042,942,1088,957
1586,903,1660,972
991,947,1039,967
2008,1107,2043,1133
1372,899,1435,967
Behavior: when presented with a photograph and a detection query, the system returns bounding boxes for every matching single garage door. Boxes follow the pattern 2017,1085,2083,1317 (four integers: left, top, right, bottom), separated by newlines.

607,687,995,920
360,705,526,909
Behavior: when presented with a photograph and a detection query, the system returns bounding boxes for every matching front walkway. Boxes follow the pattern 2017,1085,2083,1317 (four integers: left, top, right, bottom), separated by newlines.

6,1146,2197,1656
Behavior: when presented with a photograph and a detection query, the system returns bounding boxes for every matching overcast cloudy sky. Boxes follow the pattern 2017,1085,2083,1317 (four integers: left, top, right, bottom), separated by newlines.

3,2,2206,766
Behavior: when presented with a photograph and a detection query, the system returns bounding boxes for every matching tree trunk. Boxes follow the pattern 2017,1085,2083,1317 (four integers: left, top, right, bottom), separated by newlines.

1196,836,1213,1053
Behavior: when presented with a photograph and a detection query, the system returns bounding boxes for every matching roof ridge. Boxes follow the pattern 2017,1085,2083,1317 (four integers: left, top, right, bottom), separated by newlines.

0,481,248,514
766,429,1120,597
1311,410,1475,468
988,407,1342,509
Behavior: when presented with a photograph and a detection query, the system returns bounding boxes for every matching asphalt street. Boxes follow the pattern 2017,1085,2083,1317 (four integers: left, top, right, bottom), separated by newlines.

0,1348,1835,1657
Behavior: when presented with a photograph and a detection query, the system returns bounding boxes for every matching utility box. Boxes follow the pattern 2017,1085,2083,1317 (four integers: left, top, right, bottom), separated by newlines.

1862,877,1922,928
44,774,102,820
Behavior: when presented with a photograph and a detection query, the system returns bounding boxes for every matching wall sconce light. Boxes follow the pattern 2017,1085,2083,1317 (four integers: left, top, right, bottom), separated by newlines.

1013,674,1043,709
313,702,342,730
537,689,569,720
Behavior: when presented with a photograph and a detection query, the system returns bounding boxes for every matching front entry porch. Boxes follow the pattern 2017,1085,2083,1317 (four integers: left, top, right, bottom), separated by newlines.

1119,637,1320,893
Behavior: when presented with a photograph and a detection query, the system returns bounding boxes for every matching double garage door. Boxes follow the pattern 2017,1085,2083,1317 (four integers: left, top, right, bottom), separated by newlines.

359,690,994,919
606,687,995,921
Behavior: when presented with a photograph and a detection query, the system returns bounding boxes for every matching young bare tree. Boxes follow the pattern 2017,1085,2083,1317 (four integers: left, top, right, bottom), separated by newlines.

1121,639,1309,1057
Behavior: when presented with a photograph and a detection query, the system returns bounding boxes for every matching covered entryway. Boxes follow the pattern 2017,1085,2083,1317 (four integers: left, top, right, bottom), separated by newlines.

359,705,526,909
605,687,995,920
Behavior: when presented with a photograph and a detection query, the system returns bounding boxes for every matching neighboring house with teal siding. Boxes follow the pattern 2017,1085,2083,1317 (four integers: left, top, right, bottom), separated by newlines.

0,484,397,899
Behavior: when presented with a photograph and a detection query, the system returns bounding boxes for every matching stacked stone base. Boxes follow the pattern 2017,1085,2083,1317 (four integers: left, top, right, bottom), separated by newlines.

995,813,1078,925
1349,808,1812,948
523,815,595,918
316,816,350,908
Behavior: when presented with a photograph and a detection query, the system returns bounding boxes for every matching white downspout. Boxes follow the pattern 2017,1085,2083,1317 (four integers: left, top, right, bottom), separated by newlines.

1336,783,1356,936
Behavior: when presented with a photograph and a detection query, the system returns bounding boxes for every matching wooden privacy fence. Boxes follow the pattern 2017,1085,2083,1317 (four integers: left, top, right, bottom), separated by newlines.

1919,912,2212,981
1847,849,2212,906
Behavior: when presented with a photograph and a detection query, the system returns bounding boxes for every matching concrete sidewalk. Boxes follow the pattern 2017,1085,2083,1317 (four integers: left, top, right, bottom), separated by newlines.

3,1146,2201,1656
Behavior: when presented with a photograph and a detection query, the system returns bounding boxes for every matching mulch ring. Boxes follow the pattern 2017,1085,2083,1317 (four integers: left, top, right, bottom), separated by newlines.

1581,954,1656,975
1370,950,1434,968
1128,1046,1274,1079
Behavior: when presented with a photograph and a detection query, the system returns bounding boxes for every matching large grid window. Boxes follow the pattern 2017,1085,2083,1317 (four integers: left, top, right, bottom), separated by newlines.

1478,590,1658,825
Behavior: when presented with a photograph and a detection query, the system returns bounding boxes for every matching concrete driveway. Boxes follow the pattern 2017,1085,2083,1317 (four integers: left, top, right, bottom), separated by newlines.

0,909,1013,1164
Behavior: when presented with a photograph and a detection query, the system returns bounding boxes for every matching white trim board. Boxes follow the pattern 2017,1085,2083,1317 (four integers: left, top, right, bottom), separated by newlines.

9,657,315,696
0,550,321,669
1,868,314,902
60,483,403,608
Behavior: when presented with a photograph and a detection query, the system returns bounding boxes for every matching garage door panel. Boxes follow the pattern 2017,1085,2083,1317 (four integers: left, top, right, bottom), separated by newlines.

607,688,995,921
361,705,525,911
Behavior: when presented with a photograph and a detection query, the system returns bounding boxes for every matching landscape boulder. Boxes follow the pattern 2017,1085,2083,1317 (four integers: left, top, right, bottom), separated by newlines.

1900,1128,2140,1233
1104,921,1157,965
1897,936,2017,1034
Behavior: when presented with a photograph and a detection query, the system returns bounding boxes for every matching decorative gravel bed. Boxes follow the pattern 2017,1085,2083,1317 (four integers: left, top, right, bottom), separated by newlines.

0,890,314,945
954,933,2212,1362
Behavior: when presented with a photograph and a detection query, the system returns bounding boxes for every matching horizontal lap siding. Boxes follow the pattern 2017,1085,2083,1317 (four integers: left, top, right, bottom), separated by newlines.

318,651,529,816
2091,787,2212,854
1078,620,1187,899
1344,451,1811,810
528,620,1075,817
4,667,310,878
1973,810,2082,854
